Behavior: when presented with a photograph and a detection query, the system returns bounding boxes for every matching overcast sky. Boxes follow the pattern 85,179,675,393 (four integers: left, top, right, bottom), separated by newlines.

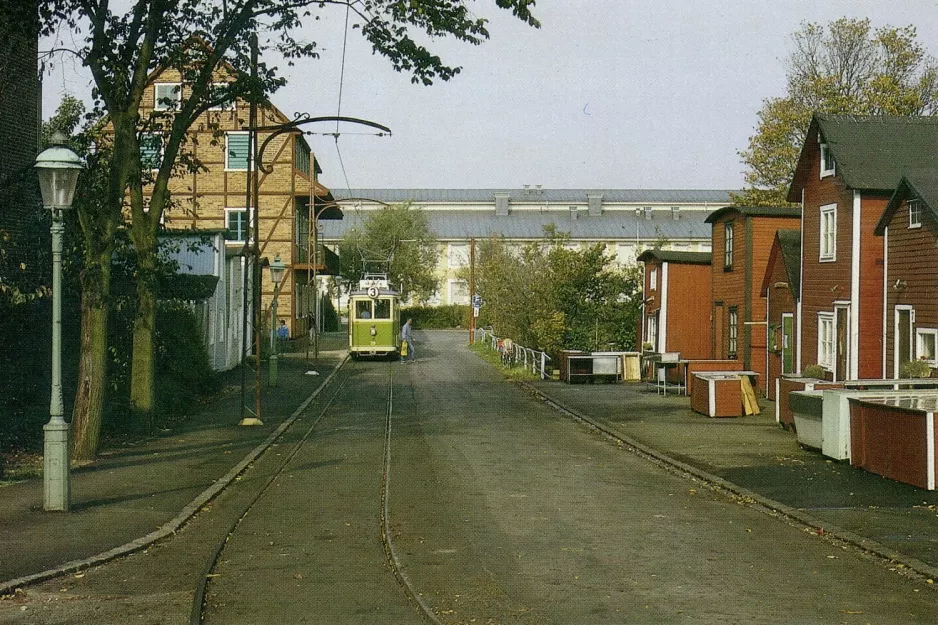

40,0,938,192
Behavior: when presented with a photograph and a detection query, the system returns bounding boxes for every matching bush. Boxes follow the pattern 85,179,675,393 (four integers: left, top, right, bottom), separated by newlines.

320,294,340,332
402,304,471,329
801,364,826,379
105,300,219,434
901,359,933,379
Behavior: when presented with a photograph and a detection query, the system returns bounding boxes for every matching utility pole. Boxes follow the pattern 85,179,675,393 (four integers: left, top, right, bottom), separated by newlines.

469,238,476,344
240,31,263,426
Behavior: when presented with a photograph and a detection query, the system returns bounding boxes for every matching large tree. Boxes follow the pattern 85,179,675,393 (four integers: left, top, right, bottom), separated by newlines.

338,203,439,301
738,18,938,206
38,0,539,459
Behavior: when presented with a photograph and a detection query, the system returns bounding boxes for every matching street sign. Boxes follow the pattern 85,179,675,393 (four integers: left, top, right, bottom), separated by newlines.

471,294,482,307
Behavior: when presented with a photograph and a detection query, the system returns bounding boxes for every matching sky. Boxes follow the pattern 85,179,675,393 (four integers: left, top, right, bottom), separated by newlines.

39,0,938,192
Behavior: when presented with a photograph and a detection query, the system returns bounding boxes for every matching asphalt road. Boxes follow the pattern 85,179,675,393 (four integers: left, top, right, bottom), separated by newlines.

2,330,937,624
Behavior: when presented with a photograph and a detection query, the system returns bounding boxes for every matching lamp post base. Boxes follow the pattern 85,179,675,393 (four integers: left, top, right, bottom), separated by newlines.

269,354,278,387
43,420,70,512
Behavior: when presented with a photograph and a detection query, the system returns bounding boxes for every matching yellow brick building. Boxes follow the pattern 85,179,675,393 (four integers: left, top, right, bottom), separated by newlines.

141,69,340,339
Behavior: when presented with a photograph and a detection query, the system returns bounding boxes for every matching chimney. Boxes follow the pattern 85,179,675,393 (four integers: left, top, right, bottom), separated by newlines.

495,192,510,216
587,193,603,216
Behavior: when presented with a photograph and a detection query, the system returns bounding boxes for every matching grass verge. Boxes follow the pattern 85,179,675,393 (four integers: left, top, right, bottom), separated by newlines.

468,342,541,381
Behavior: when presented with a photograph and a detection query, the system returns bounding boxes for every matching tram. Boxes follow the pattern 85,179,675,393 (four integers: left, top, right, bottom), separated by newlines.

348,273,402,359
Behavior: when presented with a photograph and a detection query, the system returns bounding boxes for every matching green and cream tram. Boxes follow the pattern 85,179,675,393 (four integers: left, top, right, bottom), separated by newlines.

348,274,402,359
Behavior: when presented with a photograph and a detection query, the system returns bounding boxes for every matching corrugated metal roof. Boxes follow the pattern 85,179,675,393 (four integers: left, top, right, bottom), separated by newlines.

807,115,938,192
331,188,735,205
320,209,714,241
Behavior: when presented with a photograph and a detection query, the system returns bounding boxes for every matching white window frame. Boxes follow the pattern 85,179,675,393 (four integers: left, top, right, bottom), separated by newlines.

616,243,636,266
225,131,252,171
153,82,181,111
448,278,469,305
917,328,938,366
820,142,835,178
724,222,734,269
650,267,658,291
728,307,738,358
909,199,922,229
207,82,235,111
447,243,469,268
224,207,254,244
819,204,836,262
646,314,658,351
817,312,835,369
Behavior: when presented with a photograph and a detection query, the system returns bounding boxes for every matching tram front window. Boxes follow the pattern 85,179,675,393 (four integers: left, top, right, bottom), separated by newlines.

356,301,372,319
374,299,391,319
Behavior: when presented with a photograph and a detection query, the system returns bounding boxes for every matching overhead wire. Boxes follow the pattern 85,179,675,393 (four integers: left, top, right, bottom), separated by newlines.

335,0,354,194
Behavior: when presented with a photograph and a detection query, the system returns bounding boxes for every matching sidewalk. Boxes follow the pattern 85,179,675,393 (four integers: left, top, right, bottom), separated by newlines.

0,333,348,593
526,378,938,578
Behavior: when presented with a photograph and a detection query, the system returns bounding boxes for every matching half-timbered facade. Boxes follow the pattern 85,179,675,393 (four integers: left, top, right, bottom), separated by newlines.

636,250,712,359
706,206,801,392
142,69,340,339
788,115,938,381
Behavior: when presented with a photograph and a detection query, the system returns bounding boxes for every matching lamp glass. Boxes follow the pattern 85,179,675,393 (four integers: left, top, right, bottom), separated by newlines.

38,167,80,210
269,256,286,286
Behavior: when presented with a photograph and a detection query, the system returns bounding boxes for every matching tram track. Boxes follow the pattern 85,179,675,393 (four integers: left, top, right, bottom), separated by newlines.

189,362,355,624
191,358,442,625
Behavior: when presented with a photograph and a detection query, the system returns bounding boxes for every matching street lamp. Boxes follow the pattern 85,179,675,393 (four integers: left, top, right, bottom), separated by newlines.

267,255,286,388
35,131,83,512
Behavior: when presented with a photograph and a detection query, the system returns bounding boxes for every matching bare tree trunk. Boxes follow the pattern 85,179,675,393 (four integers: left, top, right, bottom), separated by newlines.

130,234,157,432
70,258,111,462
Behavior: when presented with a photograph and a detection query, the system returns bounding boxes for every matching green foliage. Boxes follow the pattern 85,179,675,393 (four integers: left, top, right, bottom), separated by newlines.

402,304,470,329
106,300,218,434
738,18,938,206
801,364,826,379
320,293,340,332
476,231,642,361
338,203,440,301
900,359,933,379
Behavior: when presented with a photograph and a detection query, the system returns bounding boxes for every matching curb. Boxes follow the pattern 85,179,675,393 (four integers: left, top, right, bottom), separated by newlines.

519,381,938,584
0,357,347,596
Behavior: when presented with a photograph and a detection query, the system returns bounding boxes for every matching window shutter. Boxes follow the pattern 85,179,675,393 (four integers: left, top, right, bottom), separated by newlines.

140,134,162,170
227,133,250,170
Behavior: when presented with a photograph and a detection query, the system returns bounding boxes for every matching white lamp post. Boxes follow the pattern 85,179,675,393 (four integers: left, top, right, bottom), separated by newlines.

35,131,83,512
268,255,286,387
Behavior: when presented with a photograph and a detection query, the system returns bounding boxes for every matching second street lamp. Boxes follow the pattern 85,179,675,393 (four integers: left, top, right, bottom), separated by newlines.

268,255,286,387
35,131,83,512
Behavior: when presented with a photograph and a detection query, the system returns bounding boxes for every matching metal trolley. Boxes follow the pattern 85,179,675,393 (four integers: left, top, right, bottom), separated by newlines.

348,274,402,360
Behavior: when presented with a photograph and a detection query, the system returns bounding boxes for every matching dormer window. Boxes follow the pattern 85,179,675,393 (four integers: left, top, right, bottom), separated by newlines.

820,142,835,178
909,199,922,229
643,206,653,220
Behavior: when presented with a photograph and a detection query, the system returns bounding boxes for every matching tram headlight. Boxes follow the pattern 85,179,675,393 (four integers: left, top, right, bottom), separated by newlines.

370,325,377,337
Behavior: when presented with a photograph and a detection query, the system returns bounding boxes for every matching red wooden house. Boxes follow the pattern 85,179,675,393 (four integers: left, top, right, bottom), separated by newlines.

788,114,938,381
706,206,802,392
637,250,712,359
874,173,938,378
760,230,800,400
